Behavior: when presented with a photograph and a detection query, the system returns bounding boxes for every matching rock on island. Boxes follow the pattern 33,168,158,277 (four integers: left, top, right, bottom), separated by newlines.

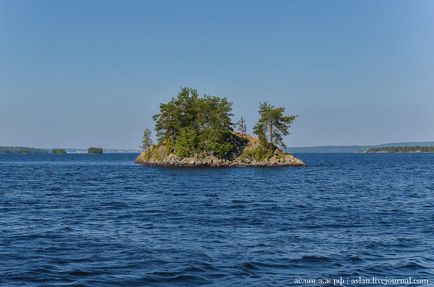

136,133,304,167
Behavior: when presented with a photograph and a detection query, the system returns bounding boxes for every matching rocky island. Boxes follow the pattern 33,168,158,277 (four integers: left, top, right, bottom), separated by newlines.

136,87,304,167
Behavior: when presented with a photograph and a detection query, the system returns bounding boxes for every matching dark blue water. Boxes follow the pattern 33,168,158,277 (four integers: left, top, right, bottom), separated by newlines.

1,153,433,286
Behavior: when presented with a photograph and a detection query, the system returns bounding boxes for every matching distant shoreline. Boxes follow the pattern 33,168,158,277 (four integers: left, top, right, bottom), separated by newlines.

0,146,140,154
365,146,434,154
3,142,434,154
287,141,434,153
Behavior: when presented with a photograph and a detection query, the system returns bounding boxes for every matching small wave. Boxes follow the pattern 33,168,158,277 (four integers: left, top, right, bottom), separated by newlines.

49,186,63,192
231,199,249,204
400,261,428,269
241,260,289,271
142,272,209,285
65,269,96,276
229,204,245,209
363,263,393,274
183,266,206,273
349,255,365,263
102,201,130,208
242,262,260,270
298,255,332,263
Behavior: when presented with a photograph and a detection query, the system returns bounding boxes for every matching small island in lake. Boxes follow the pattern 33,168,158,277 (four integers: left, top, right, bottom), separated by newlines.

366,146,434,153
88,147,103,154
136,87,304,167
52,148,67,154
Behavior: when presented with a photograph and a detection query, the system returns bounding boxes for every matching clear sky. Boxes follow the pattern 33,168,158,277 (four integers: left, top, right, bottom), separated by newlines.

1,0,434,149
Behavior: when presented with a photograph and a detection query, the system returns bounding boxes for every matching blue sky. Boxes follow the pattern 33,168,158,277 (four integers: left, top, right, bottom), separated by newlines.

1,0,434,148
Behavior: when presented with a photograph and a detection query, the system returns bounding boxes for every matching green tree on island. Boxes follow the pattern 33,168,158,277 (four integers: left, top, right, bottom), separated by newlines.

142,128,153,150
174,127,197,157
236,117,247,134
253,102,297,149
153,87,235,158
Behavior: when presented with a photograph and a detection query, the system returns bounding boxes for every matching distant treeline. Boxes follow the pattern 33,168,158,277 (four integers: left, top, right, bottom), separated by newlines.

366,146,434,153
0,146,48,154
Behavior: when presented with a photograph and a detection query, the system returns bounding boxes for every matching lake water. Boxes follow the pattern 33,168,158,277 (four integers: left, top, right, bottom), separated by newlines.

1,153,433,286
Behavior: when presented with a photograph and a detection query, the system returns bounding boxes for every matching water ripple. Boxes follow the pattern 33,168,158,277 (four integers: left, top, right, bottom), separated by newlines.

1,153,433,286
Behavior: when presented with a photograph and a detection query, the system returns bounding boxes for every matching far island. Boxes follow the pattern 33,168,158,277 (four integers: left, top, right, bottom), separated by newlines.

366,146,434,153
52,148,67,154
88,147,103,154
136,87,304,167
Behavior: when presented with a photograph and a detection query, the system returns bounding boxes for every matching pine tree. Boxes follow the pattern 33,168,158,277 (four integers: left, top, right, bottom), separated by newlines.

142,128,153,150
236,117,247,134
253,102,296,148
153,87,200,144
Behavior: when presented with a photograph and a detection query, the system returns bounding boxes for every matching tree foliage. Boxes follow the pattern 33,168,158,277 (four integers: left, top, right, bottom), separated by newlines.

88,147,103,154
151,88,297,160
253,102,297,149
174,127,197,157
236,117,247,134
142,128,153,150
153,87,235,158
